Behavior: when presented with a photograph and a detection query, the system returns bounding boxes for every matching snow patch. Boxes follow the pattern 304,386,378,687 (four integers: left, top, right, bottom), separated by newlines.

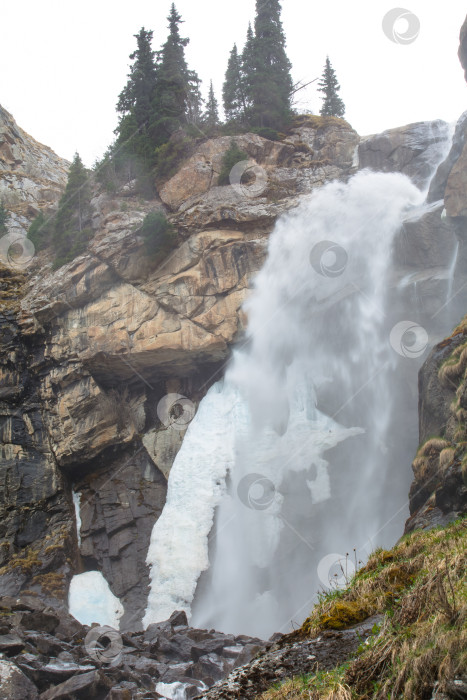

68,571,123,628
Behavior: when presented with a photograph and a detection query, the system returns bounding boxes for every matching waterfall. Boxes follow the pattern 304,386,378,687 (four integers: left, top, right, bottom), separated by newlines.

72,488,82,547
144,170,428,637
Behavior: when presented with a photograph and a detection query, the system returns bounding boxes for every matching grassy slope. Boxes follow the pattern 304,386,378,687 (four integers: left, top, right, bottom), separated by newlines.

260,518,466,699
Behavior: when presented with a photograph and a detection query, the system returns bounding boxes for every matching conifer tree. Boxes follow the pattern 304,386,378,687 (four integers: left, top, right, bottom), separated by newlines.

53,153,92,266
186,79,203,127
247,0,293,129
204,80,220,130
151,4,201,144
223,44,247,122
241,24,256,113
0,202,8,235
318,57,345,117
115,28,158,163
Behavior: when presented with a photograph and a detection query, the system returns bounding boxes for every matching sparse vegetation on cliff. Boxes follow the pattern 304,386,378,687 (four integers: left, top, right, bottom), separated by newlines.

261,519,467,699
140,210,177,263
52,152,93,269
0,202,8,235
218,141,249,185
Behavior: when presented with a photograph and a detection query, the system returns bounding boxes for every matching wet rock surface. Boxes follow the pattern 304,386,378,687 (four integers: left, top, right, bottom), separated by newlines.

405,324,467,533
358,120,451,189
197,616,382,699
0,597,268,699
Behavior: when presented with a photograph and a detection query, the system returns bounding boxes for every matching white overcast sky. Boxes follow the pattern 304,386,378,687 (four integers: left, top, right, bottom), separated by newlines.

1,1,465,166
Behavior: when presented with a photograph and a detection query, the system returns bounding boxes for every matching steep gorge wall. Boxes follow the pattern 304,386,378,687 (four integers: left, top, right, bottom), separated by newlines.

0,106,69,236
0,106,466,630
404,111,467,533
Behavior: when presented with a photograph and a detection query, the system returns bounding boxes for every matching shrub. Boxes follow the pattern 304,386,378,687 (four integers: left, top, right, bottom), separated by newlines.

218,140,249,186
250,126,280,141
153,134,195,185
27,210,54,252
140,211,177,262
52,227,93,270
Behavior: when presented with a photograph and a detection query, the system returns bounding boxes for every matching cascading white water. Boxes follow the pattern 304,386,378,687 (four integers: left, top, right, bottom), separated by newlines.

144,170,429,637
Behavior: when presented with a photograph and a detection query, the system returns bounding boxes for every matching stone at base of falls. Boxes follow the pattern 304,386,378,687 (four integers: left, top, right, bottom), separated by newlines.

0,596,268,699
0,658,39,699
196,615,383,700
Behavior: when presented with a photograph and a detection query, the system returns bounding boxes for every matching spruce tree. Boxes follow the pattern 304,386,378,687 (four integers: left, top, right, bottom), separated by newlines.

247,0,293,129
223,44,247,123
53,153,92,266
115,28,158,163
318,57,345,118
186,79,203,127
241,24,256,118
204,80,220,130
151,4,201,144
0,202,8,235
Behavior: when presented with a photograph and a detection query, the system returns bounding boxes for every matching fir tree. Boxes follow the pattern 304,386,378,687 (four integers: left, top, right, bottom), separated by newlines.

27,210,54,251
151,4,201,144
53,153,92,267
0,202,8,235
318,57,345,118
241,23,256,117
204,80,220,130
223,43,247,122
186,79,203,127
115,28,158,163
247,0,293,129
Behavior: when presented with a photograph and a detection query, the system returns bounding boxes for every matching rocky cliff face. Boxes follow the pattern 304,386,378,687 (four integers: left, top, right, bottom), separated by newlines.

0,105,69,236
0,106,466,632
403,24,467,533
0,114,363,630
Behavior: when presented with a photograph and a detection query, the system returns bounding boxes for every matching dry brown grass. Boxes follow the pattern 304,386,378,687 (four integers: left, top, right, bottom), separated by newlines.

261,519,467,700
439,343,467,385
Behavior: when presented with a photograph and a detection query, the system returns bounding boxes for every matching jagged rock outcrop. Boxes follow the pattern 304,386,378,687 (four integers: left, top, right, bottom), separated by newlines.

0,105,69,235
358,120,452,189
162,120,359,232
0,597,267,698
0,268,75,610
197,617,381,699
404,316,467,532
403,23,467,532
